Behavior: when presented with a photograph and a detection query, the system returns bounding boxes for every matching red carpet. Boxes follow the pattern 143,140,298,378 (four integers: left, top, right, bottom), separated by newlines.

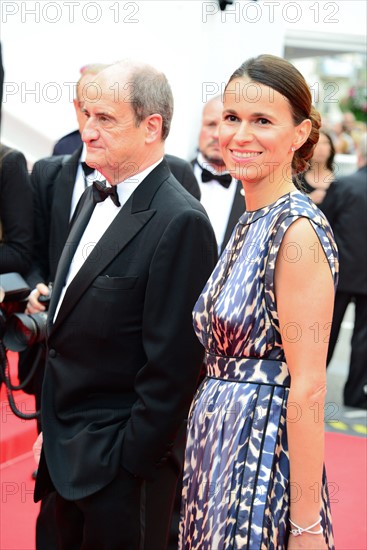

0,351,38,462
1,353,366,549
0,352,39,550
325,432,367,549
0,453,39,550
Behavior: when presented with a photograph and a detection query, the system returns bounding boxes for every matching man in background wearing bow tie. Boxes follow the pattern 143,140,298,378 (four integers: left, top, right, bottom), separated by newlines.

22,64,109,430
33,60,217,549
25,64,109,297
192,95,245,254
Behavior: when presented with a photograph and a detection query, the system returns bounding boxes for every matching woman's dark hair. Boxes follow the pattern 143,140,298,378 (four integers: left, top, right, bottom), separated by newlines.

225,54,321,174
314,130,335,172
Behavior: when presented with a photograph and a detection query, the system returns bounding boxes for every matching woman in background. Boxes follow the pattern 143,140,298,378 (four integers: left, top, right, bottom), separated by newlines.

297,130,336,205
179,55,338,550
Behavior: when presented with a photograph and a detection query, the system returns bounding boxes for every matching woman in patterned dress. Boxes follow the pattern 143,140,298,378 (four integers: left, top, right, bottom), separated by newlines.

179,55,338,550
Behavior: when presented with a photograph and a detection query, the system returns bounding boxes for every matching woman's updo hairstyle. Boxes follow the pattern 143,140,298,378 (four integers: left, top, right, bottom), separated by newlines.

225,54,321,174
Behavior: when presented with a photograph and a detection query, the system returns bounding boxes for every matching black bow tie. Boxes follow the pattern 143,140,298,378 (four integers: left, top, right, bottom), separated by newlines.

81,162,95,177
92,180,121,207
201,167,232,188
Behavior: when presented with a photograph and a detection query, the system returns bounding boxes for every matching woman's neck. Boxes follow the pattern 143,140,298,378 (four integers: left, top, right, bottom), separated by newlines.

242,178,297,212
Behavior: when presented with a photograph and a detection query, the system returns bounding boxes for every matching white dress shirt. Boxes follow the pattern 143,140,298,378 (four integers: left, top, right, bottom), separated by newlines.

194,152,237,253
54,158,163,321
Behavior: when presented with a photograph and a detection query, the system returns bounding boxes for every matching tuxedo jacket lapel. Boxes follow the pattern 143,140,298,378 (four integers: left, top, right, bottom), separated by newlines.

48,188,95,327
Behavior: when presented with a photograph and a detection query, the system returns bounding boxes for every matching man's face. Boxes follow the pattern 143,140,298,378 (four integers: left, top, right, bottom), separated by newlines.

198,98,225,169
82,72,149,184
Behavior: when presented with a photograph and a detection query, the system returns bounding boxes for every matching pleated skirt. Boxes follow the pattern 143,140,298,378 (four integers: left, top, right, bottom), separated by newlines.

179,356,334,550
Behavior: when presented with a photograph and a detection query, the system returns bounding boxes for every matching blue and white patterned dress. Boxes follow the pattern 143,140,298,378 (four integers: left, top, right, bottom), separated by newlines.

179,190,338,550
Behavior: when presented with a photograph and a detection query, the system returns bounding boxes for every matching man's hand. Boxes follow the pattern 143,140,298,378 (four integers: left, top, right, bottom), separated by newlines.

25,283,49,314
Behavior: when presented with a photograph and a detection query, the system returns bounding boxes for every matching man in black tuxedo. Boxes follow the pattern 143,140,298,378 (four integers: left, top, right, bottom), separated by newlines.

24,64,201,413
24,63,201,550
322,133,367,409
32,60,217,549
192,95,245,254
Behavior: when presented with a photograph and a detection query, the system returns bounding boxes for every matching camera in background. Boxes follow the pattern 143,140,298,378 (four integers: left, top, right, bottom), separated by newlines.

0,273,50,351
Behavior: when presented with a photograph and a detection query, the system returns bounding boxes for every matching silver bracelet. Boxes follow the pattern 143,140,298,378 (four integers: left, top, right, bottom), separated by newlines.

289,516,323,536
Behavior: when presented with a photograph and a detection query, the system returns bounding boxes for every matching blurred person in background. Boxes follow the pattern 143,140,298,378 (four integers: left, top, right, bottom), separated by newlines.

52,63,109,155
296,130,336,205
0,145,33,276
0,41,33,276
332,119,355,155
0,45,33,413
342,111,357,134
322,133,367,409
191,95,245,254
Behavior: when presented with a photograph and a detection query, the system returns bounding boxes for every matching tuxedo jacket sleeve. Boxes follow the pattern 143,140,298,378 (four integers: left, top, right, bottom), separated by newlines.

121,201,214,478
35,160,218,500
321,166,367,294
165,154,201,200
0,145,33,275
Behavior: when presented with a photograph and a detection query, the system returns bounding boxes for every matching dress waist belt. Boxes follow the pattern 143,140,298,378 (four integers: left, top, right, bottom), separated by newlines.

205,353,291,388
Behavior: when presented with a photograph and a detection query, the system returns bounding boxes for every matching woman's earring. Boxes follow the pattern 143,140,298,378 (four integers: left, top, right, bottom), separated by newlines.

290,146,295,152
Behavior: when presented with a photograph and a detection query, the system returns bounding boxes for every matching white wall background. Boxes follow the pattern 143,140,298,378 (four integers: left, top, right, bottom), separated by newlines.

0,0,365,163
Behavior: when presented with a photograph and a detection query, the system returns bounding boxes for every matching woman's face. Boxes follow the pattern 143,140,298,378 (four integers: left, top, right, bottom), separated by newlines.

219,77,309,185
312,133,332,166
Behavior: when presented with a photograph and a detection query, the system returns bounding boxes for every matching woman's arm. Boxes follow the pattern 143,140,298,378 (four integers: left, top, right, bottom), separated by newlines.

275,217,334,549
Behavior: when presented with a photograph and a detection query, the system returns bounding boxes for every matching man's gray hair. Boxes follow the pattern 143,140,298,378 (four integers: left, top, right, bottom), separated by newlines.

127,64,174,141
